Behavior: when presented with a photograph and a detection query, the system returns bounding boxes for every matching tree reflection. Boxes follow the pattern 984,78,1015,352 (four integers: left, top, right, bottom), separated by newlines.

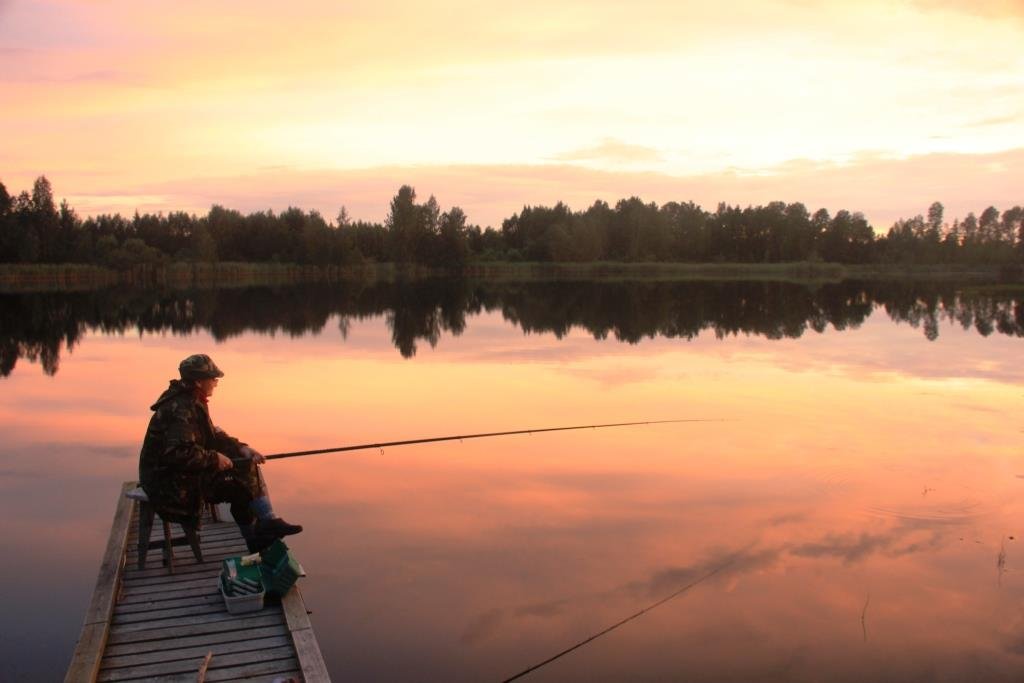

1,280,1022,376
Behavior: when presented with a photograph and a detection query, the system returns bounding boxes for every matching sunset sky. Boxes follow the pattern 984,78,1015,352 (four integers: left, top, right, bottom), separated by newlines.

1,0,1021,229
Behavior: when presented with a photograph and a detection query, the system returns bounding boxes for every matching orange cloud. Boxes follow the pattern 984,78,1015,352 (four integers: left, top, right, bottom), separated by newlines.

913,0,1024,19
552,138,665,165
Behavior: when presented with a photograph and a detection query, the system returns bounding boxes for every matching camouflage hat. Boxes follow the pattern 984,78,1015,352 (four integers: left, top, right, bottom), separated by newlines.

178,354,225,380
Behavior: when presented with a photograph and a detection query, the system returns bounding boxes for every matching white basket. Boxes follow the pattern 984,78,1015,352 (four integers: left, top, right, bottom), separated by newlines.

220,579,265,614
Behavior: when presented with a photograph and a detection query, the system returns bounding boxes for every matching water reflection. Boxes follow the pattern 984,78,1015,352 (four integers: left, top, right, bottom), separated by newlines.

3,279,1022,376
1,283,1023,680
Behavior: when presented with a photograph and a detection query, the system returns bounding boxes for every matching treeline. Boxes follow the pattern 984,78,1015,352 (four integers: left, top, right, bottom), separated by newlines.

1,176,1022,268
504,199,1023,265
0,178,477,269
3,279,1022,376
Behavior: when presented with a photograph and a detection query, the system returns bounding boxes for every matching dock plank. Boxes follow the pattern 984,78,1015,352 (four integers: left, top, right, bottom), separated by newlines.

103,625,290,657
120,574,224,591
105,613,286,646
101,634,292,669
290,628,331,683
65,623,109,683
112,600,228,624
67,481,330,681
64,482,135,683
283,587,331,683
110,589,220,610
97,645,296,681
125,538,247,561
97,647,296,679
202,658,302,682
110,604,285,634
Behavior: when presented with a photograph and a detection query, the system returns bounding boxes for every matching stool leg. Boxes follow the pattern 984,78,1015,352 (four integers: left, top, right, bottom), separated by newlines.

137,502,155,570
183,523,204,563
163,520,174,574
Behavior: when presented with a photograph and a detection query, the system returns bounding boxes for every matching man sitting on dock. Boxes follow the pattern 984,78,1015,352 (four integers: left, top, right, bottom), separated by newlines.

138,353,302,552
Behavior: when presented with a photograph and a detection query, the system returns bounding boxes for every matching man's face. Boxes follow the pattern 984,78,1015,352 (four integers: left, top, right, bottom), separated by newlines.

196,377,219,398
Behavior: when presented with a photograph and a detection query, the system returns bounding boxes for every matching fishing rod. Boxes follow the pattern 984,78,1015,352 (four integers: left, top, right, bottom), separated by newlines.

501,547,748,682
264,419,722,461
502,562,731,682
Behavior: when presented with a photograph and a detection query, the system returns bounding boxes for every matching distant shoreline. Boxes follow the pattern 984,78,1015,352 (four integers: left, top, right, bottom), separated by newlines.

1,261,1021,292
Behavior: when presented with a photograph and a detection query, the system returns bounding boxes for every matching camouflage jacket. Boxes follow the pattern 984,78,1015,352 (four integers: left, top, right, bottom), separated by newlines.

138,379,246,523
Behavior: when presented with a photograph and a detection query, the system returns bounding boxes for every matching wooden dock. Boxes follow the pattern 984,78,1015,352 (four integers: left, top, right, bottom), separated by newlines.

65,482,331,682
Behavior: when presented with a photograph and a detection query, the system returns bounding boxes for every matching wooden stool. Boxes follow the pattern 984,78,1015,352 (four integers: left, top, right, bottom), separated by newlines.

126,487,203,574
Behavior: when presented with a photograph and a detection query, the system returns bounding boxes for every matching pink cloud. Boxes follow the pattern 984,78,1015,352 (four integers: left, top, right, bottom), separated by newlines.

552,138,665,165
50,146,1024,231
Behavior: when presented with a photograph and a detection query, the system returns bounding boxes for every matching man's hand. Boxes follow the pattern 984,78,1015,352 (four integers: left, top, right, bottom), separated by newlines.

215,453,234,471
239,445,266,465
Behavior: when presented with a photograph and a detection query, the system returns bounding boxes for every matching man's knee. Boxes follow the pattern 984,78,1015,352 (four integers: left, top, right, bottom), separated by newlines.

207,473,255,506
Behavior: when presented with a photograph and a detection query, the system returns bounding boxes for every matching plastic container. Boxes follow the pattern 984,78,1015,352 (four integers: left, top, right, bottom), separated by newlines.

220,576,265,614
220,557,266,614
259,540,303,597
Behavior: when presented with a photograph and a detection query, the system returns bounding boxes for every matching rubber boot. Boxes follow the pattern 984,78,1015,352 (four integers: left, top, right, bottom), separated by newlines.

255,517,303,539
250,494,303,541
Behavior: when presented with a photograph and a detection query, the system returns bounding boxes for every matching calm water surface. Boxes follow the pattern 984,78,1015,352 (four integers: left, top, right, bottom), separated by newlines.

2,280,1023,681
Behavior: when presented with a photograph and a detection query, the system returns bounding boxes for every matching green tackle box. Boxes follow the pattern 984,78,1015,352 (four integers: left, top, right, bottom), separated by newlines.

218,540,303,610
259,539,304,597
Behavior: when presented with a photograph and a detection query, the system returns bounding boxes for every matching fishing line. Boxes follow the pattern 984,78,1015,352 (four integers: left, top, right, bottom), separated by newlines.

261,417,730,678
264,419,725,461
501,557,737,682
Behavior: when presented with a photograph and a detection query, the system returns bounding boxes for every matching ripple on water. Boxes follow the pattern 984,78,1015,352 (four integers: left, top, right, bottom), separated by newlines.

864,498,992,527
780,464,855,498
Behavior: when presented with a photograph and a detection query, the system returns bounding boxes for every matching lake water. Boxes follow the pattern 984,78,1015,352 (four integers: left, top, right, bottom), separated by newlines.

2,279,1023,681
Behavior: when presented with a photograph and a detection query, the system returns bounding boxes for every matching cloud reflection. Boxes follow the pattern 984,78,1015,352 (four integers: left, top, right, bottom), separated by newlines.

460,522,951,655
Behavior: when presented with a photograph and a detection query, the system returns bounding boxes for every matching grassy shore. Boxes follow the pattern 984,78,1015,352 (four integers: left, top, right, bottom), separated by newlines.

466,261,1024,282
0,262,405,291
0,263,120,291
843,263,1023,281
463,260,848,282
1,260,1020,292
